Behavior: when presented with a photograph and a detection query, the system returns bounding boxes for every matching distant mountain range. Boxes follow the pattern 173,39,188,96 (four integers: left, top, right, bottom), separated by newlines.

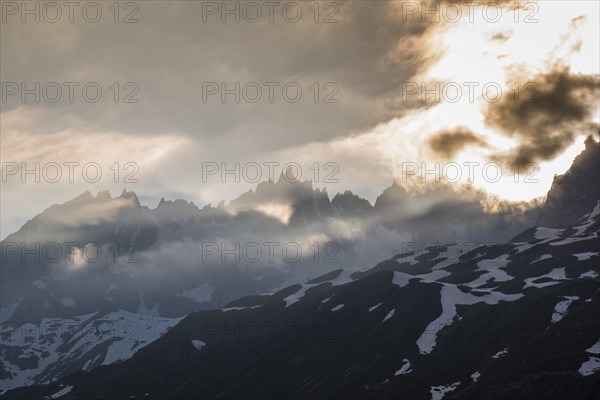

5,140,576,323
1,137,598,398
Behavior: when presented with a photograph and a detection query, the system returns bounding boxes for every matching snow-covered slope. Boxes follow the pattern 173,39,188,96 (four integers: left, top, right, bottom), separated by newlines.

0,310,181,391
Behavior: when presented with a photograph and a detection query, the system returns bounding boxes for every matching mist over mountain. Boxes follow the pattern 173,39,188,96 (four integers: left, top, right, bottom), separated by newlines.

3,138,599,400
1,139,599,395
1,161,547,324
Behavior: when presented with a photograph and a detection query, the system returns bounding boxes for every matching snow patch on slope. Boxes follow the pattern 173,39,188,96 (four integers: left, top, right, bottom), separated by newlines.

467,254,512,288
534,227,561,240
394,359,412,376
383,309,395,322
586,339,600,355
532,254,552,263
283,284,319,307
177,284,215,303
551,296,579,323
191,340,206,351
579,357,600,377
573,252,598,261
430,381,460,400
0,310,181,390
417,285,521,355
492,348,508,359
523,267,568,289
579,339,600,377
49,385,73,399
392,271,415,287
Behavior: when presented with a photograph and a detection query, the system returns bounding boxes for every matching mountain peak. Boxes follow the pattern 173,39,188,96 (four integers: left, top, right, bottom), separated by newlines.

277,166,300,184
119,189,141,207
537,136,600,228
76,190,94,200
156,197,200,212
96,190,112,200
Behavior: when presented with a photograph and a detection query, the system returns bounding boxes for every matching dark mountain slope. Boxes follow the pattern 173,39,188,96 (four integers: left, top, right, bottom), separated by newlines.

5,206,599,400
537,135,600,228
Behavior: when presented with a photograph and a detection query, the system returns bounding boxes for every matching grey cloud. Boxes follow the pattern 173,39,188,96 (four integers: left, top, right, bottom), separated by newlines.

0,1,436,150
428,127,488,159
491,32,511,42
485,67,600,166
373,180,542,243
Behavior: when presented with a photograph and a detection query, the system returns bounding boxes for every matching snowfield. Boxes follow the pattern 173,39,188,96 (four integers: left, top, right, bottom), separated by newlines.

0,310,182,390
551,296,579,323
394,359,412,376
430,381,460,400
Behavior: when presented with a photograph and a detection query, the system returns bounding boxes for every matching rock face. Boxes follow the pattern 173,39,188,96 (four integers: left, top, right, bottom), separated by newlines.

537,136,600,228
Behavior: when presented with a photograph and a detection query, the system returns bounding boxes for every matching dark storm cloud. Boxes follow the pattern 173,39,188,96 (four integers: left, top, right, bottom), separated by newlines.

428,127,488,158
485,68,600,166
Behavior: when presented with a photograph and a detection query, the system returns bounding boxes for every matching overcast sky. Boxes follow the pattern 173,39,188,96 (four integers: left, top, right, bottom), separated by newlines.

1,0,599,238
